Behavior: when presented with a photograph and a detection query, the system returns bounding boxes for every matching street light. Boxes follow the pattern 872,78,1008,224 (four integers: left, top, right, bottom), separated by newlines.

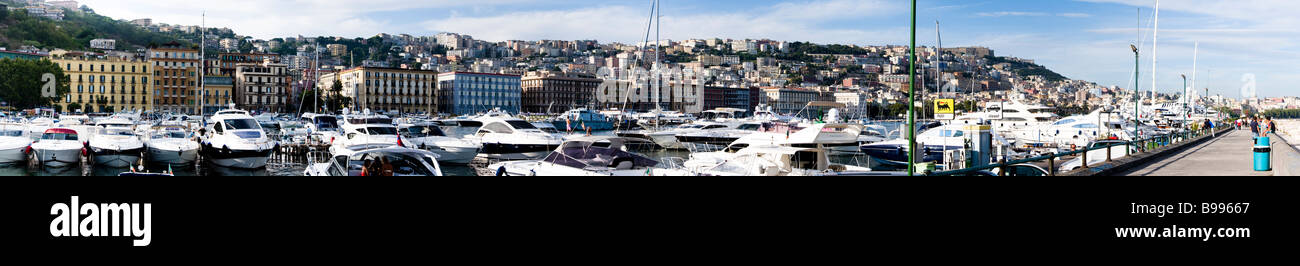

1181,74,1187,131
906,0,918,176
1131,44,1140,138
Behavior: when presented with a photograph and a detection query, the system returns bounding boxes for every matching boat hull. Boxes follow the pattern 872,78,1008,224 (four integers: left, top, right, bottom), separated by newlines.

479,143,559,160
90,147,145,168
860,144,963,166
202,147,274,169
33,148,81,168
0,147,27,164
148,147,199,165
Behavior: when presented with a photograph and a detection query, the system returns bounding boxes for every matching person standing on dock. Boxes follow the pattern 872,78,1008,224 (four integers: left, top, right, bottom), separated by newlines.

1204,119,1214,137
1250,117,1260,140
1268,117,1277,135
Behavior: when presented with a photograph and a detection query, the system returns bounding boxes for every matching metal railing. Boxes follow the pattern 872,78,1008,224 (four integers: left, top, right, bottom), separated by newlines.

931,124,1233,176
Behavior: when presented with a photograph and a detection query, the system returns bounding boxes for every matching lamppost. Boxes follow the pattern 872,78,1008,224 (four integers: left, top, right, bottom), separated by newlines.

906,0,918,176
1181,74,1187,132
1131,44,1140,138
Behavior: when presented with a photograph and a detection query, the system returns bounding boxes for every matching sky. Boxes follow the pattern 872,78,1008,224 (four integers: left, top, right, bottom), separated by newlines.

77,0,1300,98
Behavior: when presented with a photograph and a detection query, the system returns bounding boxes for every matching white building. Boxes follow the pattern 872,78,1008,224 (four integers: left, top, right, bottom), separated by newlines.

89,39,115,50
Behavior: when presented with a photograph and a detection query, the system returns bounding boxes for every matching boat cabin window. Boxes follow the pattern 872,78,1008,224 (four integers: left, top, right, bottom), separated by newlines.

313,116,339,129
402,126,447,137
104,129,135,136
790,151,821,169
213,122,224,134
458,121,483,128
506,120,538,130
362,127,398,135
940,130,964,137
480,122,514,134
347,117,393,125
539,127,559,134
736,124,761,131
1002,109,1018,113
224,119,261,130
330,155,349,176
154,131,188,139
703,124,728,129
1003,117,1028,121
1036,117,1055,122
354,152,436,176
1052,119,1076,126
41,132,78,141
0,130,22,137
1072,123,1099,129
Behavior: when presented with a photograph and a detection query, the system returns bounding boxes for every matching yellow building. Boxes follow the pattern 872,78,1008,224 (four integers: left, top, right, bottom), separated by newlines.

51,55,153,113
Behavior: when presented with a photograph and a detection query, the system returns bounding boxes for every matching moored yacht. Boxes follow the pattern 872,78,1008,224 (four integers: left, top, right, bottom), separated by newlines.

464,110,563,160
30,127,85,167
331,112,401,155
200,106,277,169
487,136,664,176
88,117,146,167
860,124,970,166
305,147,443,176
143,124,200,165
0,123,32,164
397,122,479,164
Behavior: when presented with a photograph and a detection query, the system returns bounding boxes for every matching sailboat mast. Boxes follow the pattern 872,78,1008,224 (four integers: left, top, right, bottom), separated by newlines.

199,11,205,116
654,0,661,112
1150,0,1159,118
1190,41,1198,117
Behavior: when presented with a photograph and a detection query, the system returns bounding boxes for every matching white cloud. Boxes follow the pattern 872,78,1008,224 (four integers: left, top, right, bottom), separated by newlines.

421,0,902,44
77,0,535,39
976,11,1049,17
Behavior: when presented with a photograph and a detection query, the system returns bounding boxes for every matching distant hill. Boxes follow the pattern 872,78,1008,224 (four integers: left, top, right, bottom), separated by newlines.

985,55,1068,82
0,0,188,51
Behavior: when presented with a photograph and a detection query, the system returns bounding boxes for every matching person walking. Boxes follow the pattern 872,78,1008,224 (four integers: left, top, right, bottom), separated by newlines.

1250,117,1260,139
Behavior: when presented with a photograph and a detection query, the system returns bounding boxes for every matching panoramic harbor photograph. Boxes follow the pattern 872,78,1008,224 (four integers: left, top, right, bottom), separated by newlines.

0,0,1296,176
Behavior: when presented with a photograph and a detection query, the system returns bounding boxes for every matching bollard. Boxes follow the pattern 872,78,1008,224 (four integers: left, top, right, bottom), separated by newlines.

1081,147,1089,169
1106,143,1113,162
1047,156,1056,176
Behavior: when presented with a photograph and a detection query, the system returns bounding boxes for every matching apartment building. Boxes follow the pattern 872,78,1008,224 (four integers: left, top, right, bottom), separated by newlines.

147,42,200,114
51,55,153,113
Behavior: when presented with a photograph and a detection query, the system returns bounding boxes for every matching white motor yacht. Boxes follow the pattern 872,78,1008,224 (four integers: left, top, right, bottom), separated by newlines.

331,112,402,155
398,123,479,164
304,147,443,176
30,127,85,167
200,107,277,169
143,124,200,165
88,117,146,167
487,136,665,176
300,113,341,144
463,110,563,160
0,123,32,164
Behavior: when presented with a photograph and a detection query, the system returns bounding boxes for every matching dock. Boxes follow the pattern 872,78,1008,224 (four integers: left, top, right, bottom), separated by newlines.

1117,130,1274,176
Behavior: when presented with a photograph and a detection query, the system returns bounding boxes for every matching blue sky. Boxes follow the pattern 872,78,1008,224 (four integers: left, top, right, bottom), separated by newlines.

80,0,1300,98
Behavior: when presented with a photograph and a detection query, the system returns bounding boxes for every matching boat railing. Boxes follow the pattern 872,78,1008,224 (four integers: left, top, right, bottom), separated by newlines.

930,121,1235,176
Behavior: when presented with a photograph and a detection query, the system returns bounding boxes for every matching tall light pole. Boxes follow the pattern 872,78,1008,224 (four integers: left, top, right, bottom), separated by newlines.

1131,44,1140,137
906,0,918,176
1181,74,1187,131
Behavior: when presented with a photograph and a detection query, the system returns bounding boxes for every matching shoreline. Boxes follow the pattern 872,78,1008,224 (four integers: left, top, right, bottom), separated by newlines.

1274,119,1300,149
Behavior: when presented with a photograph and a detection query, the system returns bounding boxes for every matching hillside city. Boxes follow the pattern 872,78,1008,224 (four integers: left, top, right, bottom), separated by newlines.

1,0,1293,118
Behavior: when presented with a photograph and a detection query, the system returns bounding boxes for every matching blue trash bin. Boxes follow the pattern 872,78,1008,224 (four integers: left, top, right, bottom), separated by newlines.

1254,144,1272,172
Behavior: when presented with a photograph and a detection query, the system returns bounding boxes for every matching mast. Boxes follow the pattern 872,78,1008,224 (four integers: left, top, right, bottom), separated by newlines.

1190,41,1198,119
1150,0,1159,118
653,0,661,113
199,11,205,115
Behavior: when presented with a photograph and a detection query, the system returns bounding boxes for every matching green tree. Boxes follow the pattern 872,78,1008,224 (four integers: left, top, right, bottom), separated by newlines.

0,58,71,109
66,102,82,113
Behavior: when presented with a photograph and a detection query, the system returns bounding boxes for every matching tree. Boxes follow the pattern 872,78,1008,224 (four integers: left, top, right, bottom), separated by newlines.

67,102,82,113
0,7,8,21
0,59,71,109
